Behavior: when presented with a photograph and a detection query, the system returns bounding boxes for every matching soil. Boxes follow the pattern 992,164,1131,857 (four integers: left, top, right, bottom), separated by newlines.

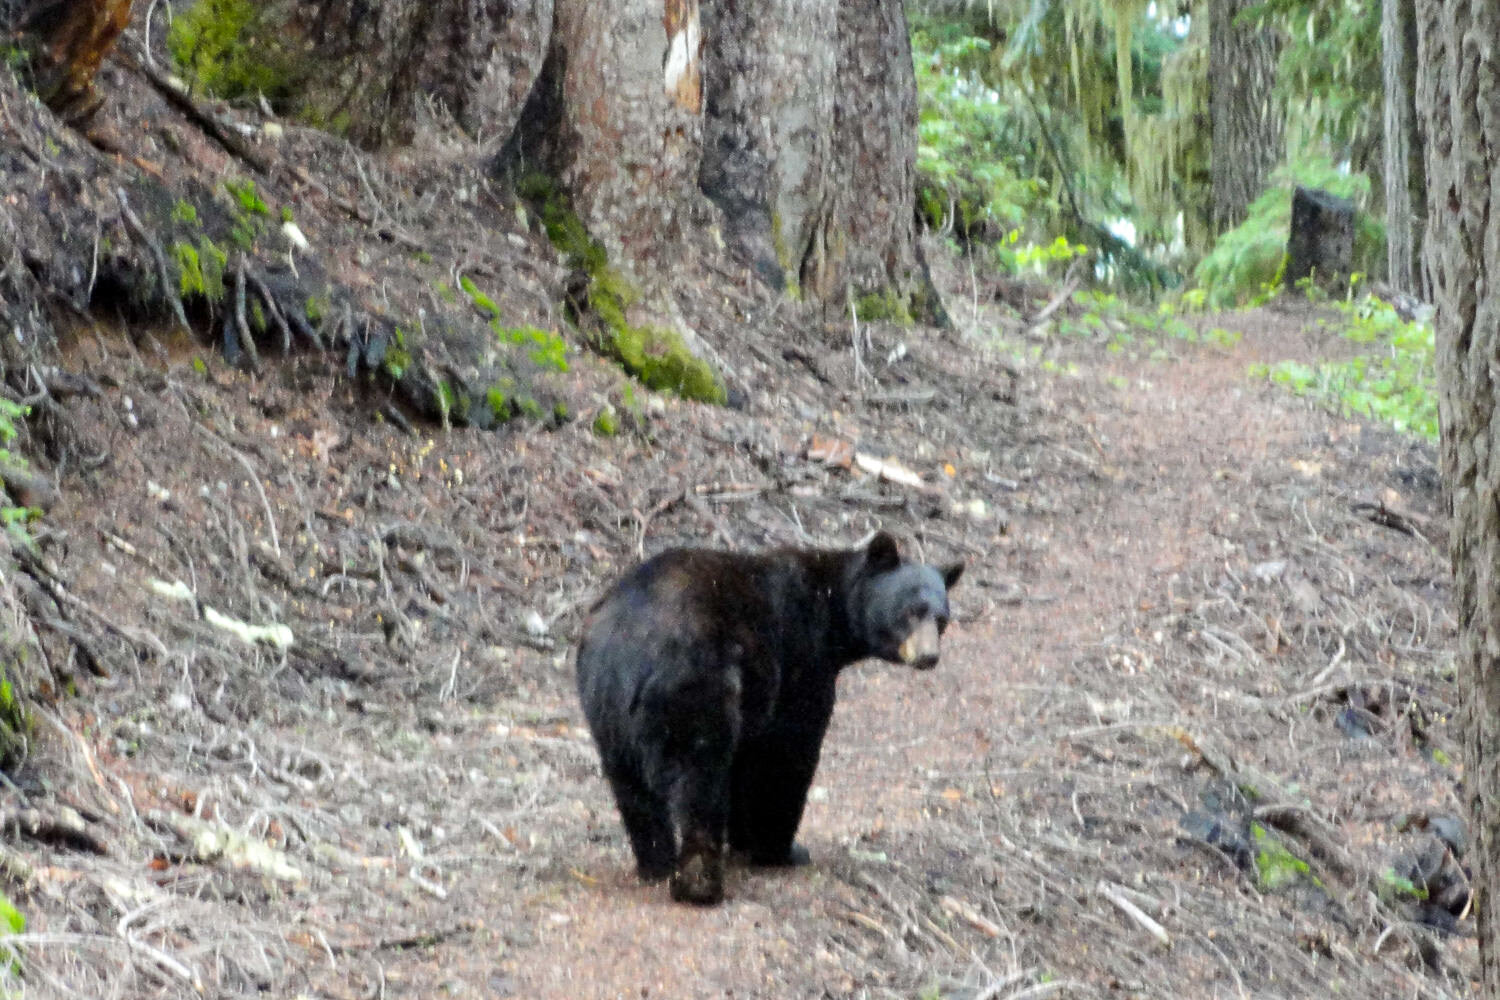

0,33,1470,997
1,256,1471,999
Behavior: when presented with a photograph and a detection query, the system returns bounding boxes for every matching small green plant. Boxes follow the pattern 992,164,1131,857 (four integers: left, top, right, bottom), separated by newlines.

173,200,200,226
1251,823,1312,891
225,178,270,217
593,406,619,437
1251,296,1436,439
1376,867,1428,904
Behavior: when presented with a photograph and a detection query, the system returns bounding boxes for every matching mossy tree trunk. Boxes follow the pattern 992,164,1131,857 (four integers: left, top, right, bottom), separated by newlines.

13,0,135,125
828,0,940,323
1420,0,1500,992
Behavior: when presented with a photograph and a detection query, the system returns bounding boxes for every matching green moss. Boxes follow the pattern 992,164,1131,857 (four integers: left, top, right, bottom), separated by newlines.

305,295,327,325
171,237,228,301
459,275,503,319
433,280,458,305
173,200,200,226
280,205,295,224
495,380,519,416
553,401,571,423
167,0,303,107
225,178,270,217
496,324,569,373
855,290,915,325
593,406,619,436
383,347,412,380
1251,823,1312,892
518,172,724,404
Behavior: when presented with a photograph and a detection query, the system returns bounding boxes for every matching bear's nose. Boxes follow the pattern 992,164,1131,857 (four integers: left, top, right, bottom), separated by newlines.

898,620,942,669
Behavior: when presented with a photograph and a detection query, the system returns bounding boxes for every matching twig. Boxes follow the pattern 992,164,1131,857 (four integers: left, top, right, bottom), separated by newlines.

1095,880,1171,948
244,268,293,354
230,254,262,371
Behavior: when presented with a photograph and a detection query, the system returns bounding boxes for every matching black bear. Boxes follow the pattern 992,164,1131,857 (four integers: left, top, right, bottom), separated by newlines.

575,532,963,905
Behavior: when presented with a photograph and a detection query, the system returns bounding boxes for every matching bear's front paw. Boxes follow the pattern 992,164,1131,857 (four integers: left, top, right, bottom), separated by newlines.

669,852,725,905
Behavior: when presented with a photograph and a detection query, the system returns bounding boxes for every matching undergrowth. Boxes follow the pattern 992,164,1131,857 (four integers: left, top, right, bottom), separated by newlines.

1191,157,1385,309
1251,296,1436,439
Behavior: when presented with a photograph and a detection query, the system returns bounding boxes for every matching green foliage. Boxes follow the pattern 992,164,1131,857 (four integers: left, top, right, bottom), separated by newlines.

225,178,270,217
1264,0,1383,178
171,238,229,301
173,201,200,226
1250,297,1436,439
912,29,1045,243
592,406,619,437
460,275,571,374
1251,823,1312,891
855,291,914,325
1377,867,1428,904
167,0,304,107
1191,157,1384,309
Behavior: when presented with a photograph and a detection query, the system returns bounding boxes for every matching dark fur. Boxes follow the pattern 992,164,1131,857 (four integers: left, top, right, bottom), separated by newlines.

575,532,962,904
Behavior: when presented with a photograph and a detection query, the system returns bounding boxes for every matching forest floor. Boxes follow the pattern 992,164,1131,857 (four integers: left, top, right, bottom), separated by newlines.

0,232,1474,999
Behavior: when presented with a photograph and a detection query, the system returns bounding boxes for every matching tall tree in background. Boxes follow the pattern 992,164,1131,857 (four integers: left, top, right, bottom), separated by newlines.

1208,0,1283,233
1381,0,1426,297
1421,0,1500,992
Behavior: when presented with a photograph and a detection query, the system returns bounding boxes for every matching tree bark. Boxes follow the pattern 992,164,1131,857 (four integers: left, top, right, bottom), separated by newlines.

302,0,552,147
1381,0,1427,298
830,0,939,320
1420,0,1500,993
13,0,134,125
1208,0,1283,233
698,0,836,294
549,0,704,288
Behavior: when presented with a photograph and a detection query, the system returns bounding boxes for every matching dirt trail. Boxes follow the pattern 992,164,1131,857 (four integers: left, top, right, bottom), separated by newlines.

12,296,1466,1000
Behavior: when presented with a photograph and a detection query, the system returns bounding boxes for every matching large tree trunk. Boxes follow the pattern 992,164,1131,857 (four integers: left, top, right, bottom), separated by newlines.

1420,0,1500,993
830,0,939,321
1381,0,1427,298
13,0,134,125
698,0,836,294
697,0,939,320
1208,0,1283,233
550,0,704,289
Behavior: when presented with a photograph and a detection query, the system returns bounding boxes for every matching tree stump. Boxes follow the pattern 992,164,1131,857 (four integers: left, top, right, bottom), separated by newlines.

1285,186,1355,294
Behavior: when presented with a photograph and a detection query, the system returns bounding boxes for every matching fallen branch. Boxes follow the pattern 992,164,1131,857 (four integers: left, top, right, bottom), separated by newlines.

1095,880,1171,948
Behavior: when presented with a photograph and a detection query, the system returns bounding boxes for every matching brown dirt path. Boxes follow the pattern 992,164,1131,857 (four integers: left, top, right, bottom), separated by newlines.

13,298,1466,999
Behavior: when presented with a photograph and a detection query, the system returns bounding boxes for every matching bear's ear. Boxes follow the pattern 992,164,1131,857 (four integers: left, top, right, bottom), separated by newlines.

865,532,901,571
941,562,965,589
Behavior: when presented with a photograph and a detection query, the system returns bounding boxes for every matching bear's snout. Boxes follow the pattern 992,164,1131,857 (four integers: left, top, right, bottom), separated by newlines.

897,619,942,669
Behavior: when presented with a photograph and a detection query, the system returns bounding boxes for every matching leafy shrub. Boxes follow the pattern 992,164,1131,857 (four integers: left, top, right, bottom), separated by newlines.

1251,296,1435,439
912,29,1048,245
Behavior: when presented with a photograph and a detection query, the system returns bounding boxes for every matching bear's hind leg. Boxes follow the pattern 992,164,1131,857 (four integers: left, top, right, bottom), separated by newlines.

729,734,820,867
666,765,731,905
603,766,676,882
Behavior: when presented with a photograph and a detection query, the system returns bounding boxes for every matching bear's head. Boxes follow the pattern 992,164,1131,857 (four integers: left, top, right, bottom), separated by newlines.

857,532,964,670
